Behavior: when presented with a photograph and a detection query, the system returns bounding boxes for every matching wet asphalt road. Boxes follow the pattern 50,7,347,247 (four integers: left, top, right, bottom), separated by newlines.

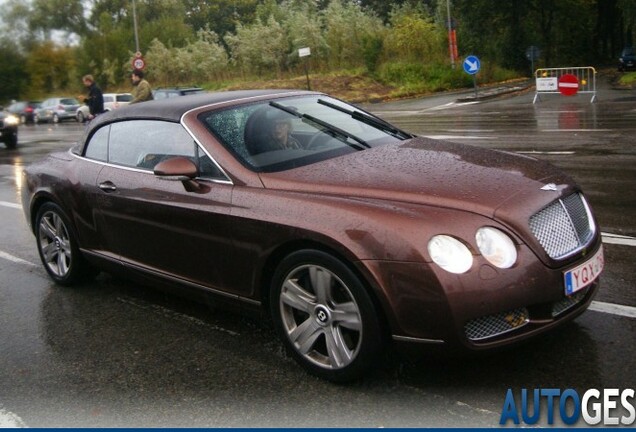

0,77,635,427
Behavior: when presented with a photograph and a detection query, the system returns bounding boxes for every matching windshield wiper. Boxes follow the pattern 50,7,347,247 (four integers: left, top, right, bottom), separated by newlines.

317,98,413,140
269,101,370,150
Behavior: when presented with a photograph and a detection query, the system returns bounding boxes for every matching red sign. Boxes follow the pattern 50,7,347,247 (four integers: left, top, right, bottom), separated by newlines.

558,74,579,96
132,57,145,71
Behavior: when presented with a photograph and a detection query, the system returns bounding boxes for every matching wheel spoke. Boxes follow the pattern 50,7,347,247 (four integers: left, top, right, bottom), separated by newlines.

57,250,69,274
309,266,332,304
281,279,315,313
290,317,323,354
331,301,362,331
41,242,58,262
325,326,353,368
40,216,57,240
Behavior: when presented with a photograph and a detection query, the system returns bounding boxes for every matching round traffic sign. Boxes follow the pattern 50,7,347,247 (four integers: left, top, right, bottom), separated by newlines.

558,74,579,96
132,57,145,71
463,55,480,75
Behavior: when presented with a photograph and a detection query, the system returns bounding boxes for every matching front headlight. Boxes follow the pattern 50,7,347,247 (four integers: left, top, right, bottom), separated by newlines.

476,227,517,269
428,235,473,274
4,115,19,126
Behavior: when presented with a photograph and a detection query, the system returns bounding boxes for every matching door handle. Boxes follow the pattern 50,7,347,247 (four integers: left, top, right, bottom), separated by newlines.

99,181,117,192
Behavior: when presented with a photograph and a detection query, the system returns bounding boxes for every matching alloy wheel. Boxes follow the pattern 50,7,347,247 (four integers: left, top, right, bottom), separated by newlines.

278,264,363,370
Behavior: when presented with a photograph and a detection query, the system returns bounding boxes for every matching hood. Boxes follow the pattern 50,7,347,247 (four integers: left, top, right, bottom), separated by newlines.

260,137,575,218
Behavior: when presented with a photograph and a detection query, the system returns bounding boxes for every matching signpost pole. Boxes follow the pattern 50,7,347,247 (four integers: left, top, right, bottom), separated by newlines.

298,47,311,91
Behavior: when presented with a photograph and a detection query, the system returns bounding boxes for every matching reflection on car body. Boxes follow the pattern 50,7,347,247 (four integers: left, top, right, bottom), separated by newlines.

21,90,603,381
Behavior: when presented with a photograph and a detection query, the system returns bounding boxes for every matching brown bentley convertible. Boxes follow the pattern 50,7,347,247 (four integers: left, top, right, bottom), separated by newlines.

21,90,603,381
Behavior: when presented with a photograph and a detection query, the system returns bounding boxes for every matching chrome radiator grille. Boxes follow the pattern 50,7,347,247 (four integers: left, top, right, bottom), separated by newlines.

528,193,595,259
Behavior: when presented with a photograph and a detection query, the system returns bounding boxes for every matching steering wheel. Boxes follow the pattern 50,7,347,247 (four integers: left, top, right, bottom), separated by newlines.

306,133,332,150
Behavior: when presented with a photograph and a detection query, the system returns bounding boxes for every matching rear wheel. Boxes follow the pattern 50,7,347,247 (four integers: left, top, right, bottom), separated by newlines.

270,249,384,382
35,202,96,285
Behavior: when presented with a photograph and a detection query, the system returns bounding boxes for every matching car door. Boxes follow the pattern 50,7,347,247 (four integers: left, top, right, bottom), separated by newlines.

94,119,241,295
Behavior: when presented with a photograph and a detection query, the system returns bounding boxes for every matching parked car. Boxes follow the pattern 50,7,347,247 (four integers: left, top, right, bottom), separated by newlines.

35,97,81,123
152,87,204,99
7,100,41,124
618,46,635,71
76,93,133,122
0,107,19,149
21,90,603,382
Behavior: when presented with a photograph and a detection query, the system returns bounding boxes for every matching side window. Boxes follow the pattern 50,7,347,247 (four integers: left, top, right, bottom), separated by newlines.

108,120,195,169
84,125,109,161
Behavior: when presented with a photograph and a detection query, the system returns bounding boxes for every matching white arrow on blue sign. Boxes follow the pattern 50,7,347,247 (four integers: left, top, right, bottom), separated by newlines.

463,55,480,75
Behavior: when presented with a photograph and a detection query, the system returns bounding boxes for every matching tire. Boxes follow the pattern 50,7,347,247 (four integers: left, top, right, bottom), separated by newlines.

270,249,384,382
20,115,27,124
52,114,60,124
33,113,40,124
35,202,96,286
77,111,85,123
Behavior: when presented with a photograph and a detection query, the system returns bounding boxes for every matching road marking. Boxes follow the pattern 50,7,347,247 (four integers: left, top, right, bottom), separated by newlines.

541,129,613,132
0,251,36,267
425,135,497,140
516,150,576,155
447,129,495,133
0,407,27,427
602,232,636,247
0,201,21,209
589,301,636,319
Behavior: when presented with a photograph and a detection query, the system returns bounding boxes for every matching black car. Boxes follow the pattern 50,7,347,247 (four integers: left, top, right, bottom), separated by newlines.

7,100,41,124
0,107,19,149
152,87,204,99
618,47,635,72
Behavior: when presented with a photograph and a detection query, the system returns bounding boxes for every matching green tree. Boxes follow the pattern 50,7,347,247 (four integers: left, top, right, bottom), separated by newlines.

27,42,78,95
182,0,259,39
0,39,27,102
225,15,288,76
321,0,384,70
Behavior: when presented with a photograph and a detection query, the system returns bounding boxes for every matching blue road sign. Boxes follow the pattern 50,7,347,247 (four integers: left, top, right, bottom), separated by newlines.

463,55,480,75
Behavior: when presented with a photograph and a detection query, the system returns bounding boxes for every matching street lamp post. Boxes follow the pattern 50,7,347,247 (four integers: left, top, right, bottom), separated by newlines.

447,0,454,69
132,0,140,54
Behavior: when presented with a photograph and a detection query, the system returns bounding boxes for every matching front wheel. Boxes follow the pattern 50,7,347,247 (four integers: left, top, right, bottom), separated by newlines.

35,202,96,285
270,249,384,382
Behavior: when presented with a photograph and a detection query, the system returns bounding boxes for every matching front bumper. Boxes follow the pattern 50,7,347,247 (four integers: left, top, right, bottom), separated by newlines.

362,239,602,352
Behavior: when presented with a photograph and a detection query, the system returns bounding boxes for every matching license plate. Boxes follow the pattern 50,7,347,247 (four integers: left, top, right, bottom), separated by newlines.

564,246,604,295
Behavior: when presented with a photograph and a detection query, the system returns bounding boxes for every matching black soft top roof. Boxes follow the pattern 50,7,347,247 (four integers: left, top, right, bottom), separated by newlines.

88,89,315,127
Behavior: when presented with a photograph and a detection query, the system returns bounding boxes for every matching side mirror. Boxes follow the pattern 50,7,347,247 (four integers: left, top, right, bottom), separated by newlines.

154,156,198,179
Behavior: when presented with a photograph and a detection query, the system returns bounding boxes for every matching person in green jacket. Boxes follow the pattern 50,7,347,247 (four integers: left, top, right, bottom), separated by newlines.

130,70,153,104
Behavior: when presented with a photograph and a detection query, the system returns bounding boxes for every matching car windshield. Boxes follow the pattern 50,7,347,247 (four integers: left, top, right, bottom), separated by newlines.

61,98,79,105
117,94,133,102
199,95,412,173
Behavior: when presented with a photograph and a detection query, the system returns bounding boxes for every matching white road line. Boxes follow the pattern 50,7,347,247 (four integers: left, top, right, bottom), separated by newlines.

516,150,576,155
0,407,27,428
0,251,36,267
425,135,498,140
602,232,636,247
0,201,21,209
2,249,636,321
589,301,636,319
541,129,613,132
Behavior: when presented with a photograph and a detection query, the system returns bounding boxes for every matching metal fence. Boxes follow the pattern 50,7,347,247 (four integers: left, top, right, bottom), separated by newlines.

533,67,597,103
